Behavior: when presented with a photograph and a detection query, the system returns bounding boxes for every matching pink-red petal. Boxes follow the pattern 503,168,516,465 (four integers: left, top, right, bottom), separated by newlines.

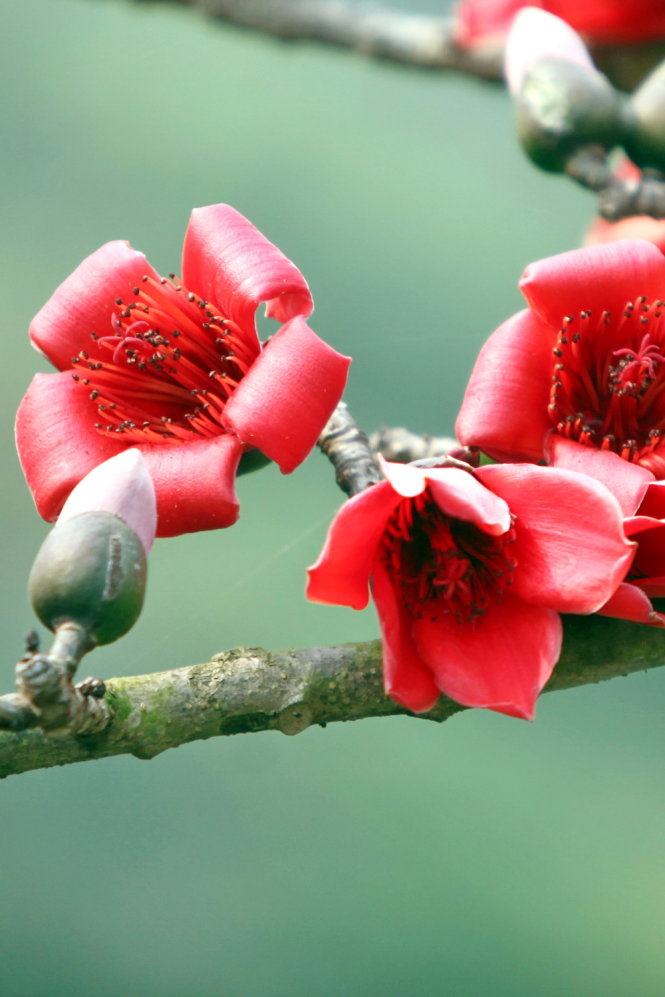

16,372,125,522
456,309,554,462
412,593,562,720
597,582,665,625
307,482,403,610
520,241,665,331
547,436,653,516
181,205,314,353
138,435,242,537
478,463,635,613
16,371,243,537
222,316,350,474
29,242,160,372
371,559,441,713
426,468,511,536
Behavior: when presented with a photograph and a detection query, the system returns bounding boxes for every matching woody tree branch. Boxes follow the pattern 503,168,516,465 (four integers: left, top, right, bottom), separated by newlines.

0,614,663,779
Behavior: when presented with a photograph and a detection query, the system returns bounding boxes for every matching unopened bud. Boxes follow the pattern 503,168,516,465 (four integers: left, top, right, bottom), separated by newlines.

28,450,156,646
515,58,622,173
29,512,147,645
623,60,665,173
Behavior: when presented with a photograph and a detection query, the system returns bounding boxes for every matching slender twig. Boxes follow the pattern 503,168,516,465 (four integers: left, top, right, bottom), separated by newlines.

0,613,663,778
318,401,382,496
370,425,479,466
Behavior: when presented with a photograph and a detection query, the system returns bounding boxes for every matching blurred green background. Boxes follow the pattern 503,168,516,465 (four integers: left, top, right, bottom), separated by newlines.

2,1,665,994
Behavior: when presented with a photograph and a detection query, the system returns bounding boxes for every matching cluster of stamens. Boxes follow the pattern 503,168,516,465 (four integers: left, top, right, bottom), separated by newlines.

547,298,665,472
379,492,517,625
70,274,259,444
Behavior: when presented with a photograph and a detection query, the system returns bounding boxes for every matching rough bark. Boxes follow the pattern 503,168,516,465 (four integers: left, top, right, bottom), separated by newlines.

1,614,663,779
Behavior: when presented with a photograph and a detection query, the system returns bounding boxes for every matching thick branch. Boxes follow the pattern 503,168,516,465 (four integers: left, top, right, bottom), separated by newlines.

1,614,663,778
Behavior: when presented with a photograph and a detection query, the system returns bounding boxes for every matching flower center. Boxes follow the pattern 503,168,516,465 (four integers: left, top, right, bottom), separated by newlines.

70,274,260,444
547,299,665,473
379,493,516,624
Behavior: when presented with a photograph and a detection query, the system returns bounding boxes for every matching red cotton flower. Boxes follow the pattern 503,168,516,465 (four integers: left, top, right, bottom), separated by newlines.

454,0,665,48
456,239,665,508
16,205,351,536
307,458,634,720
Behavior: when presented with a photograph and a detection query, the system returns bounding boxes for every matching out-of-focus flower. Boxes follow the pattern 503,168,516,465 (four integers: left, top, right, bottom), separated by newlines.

457,240,665,504
455,0,665,49
307,458,634,720
29,449,157,645
16,204,350,537
504,8,622,173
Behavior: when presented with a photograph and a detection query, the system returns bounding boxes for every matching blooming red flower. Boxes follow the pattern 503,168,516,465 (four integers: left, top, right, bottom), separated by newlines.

307,458,634,719
16,204,351,536
454,0,665,48
456,240,665,509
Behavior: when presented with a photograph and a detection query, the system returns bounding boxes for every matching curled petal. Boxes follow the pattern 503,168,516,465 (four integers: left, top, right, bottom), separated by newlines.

378,457,429,498
139,435,242,537
456,309,553,462
371,559,441,714
307,482,403,610
16,372,125,522
222,316,350,473
520,241,665,330
597,582,665,625
478,463,635,613
412,594,562,720
30,242,160,371
547,436,653,516
182,204,314,353
426,468,511,536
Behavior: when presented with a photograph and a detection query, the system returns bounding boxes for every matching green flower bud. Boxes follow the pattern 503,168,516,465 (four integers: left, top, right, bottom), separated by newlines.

623,60,665,173
515,58,623,173
29,512,147,646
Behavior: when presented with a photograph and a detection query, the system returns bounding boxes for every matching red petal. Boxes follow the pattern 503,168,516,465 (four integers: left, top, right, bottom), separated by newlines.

307,482,402,610
139,435,242,537
29,242,160,372
636,479,665,519
597,582,665,625
16,372,243,537
16,372,125,521
371,559,441,713
478,463,635,614
426,468,511,536
455,309,553,462
181,205,313,353
412,594,562,720
520,241,665,331
222,316,350,473
547,436,653,516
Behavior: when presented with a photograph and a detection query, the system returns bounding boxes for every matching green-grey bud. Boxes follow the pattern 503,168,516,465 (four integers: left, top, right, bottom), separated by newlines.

29,512,147,646
516,58,623,173
623,59,665,173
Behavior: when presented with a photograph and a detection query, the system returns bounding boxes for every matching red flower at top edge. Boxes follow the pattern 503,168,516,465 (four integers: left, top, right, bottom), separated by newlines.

454,0,665,48
16,204,351,537
456,240,665,508
307,458,634,720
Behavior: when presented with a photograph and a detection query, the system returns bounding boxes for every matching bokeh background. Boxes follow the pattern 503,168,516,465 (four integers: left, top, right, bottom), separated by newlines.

2,1,665,994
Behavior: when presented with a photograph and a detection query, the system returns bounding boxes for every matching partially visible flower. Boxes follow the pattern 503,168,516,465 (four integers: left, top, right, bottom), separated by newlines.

16,204,351,537
455,0,665,49
456,239,665,502
29,450,157,646
307,458,634,720
585,159,665,252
